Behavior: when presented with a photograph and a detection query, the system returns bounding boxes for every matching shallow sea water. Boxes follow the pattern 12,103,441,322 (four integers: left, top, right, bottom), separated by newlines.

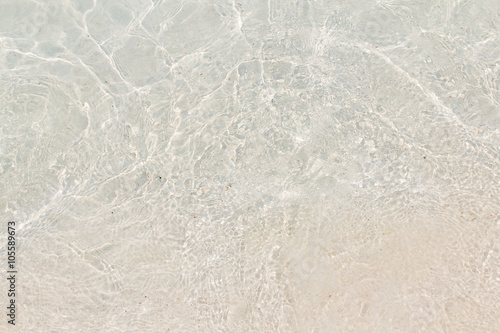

1,0,499,332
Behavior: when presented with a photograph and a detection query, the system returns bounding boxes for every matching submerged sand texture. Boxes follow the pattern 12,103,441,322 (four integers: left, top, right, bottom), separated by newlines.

1,0,499,332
